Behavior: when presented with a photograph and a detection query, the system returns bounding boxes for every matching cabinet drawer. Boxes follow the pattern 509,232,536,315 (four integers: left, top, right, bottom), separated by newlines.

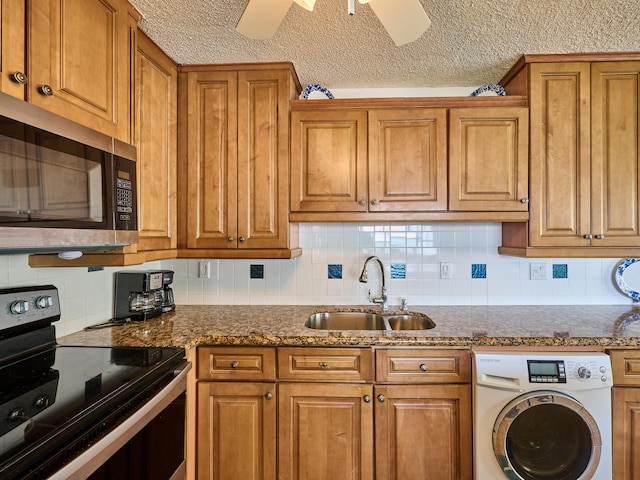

376,349,471,383
278,347,373,381
609,350,640,386
197,346,276,381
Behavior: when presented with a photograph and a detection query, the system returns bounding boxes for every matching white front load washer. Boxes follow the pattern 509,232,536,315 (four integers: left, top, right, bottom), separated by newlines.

473,351,612,480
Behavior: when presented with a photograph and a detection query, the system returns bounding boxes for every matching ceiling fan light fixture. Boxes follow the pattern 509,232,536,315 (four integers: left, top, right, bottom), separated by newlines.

294,0,316,11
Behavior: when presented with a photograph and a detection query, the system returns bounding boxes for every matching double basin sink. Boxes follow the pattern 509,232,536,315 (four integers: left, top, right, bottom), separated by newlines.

305,310,435,331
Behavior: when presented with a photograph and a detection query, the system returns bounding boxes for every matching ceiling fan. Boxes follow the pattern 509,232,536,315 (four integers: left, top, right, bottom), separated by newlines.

236,0,431,46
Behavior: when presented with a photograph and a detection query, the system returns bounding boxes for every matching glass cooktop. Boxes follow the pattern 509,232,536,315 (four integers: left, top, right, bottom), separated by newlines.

0,343,185,480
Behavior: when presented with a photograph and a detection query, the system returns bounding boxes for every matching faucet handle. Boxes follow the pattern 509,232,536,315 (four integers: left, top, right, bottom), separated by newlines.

401,298,408,312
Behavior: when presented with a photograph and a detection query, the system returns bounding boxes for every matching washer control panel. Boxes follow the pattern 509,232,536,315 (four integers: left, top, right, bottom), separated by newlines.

527,359,567,383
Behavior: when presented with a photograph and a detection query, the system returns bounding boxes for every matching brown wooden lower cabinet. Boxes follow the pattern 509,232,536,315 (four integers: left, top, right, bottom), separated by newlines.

278,382,375,480
196,381,276,480
612,387,640,479
375,384,472,480
193,346,471,480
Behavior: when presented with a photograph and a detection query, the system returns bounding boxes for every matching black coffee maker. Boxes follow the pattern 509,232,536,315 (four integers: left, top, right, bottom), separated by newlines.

114,270,175,320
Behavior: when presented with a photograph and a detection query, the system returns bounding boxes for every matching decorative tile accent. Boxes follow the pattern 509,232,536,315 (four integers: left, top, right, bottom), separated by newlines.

472,264,487,279
553,264,568,279
328,264,342,279
250,264,264,279
391,264,406,279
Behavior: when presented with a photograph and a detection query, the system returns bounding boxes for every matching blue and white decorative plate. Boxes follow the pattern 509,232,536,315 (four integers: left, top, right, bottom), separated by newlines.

615,258,640,301
470,83,506,97
301,83,334,100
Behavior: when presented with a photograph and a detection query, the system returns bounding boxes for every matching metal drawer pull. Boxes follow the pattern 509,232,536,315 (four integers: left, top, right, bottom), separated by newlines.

363,395,371,403
10,71,28,84
38,84,53,96
377,394,385,403
420,364,428,372
319,362,330,369
265,392,273,400
231,361,239,369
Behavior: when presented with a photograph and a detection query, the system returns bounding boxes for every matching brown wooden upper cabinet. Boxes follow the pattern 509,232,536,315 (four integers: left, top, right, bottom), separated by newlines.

132,32,178,255
500,55,640,257
178,65,302,259
1,0,133,143
290,99,529,222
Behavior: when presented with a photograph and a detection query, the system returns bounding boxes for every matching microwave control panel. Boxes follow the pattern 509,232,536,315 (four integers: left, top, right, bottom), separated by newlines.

113,156,137,230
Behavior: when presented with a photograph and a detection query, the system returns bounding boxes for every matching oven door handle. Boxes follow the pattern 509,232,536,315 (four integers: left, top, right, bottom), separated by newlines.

48,361,191,480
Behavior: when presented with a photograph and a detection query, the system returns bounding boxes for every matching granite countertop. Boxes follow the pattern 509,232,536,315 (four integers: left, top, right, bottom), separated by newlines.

57,304,640,350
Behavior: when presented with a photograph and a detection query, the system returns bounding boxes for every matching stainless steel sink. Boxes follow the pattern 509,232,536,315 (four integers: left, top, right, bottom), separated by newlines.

305,311,435,331
305,311,386,330
386,314,436,330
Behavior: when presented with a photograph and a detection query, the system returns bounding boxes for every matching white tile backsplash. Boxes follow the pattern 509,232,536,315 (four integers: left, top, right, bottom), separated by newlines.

1,222,637,337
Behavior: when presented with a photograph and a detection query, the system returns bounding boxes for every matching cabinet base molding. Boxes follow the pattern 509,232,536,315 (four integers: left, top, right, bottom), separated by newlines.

290,212,529,223
498,246,640,258
176,248,302,259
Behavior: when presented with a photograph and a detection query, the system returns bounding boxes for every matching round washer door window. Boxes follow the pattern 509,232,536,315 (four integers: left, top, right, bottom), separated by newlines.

492,391,602,480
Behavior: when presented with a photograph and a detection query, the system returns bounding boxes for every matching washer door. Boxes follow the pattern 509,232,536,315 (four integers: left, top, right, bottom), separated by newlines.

492,391,602,480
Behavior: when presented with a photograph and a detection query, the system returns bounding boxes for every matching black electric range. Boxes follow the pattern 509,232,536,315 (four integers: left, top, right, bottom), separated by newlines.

0,285,187,480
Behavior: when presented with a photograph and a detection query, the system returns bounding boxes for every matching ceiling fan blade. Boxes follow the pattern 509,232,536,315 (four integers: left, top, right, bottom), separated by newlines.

366,0,431,46
236,0,293,39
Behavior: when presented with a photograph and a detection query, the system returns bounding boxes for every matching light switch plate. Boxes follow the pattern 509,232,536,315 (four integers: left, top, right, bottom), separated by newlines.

198,260,211,278
530,263,547,280
440,262,453,279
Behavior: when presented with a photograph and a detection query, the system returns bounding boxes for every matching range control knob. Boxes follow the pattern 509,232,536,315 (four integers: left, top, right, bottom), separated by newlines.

577,366,591,379
35,295,53,309
9,300,29,315
34,395,50,409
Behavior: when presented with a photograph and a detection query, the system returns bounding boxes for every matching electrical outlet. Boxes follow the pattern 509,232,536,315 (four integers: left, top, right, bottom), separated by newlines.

198,260,210,279
440,262,453,279
530,263,547,280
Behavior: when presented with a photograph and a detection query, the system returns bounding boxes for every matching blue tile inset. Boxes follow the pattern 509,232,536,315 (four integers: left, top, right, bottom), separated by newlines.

328,264,343,279
250,264,264,279
391,264,406,279
553,264,568,279
472,264,487,279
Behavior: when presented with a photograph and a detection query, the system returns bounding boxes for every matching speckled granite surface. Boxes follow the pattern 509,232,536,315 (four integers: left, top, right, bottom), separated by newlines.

57,304,640,349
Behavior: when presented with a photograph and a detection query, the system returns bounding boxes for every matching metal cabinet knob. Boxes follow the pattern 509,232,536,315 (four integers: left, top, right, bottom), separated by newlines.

420,364,428,372
358,199,366,206
228,236,234,242
595,234,604,239
9,71,28,84
520,198,530,203
239,237,245,242
583,234,593,240
363,395,371,403
319,362,330,369
38,84,53,96
265,392,273,400
231,361,239,369
377,394,385,403
370,199,379,206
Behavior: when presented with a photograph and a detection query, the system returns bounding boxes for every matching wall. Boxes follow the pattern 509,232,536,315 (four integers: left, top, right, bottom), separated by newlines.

2,222,631,337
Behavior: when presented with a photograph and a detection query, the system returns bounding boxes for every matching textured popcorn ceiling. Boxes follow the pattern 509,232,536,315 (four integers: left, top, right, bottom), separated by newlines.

129,0,640,89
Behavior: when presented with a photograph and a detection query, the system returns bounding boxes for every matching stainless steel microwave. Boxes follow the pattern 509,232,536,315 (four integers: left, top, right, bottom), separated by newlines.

0,92,138,253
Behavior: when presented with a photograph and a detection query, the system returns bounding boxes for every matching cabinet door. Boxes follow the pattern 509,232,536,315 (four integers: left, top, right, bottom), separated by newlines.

134,33,177,252
368,109,447,211
449,107,529,211
612,387,640,479
28,0,131,142
197,381,276,480
237,69,290,249
185,71,238,249
591,61,640,247
528,63,592,247
374,384,472,480
290,110,368,212
278,382,374,480
0,0,26,99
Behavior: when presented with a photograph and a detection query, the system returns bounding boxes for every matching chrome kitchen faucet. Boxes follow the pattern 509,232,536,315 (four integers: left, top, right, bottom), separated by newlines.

359,256,388,311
